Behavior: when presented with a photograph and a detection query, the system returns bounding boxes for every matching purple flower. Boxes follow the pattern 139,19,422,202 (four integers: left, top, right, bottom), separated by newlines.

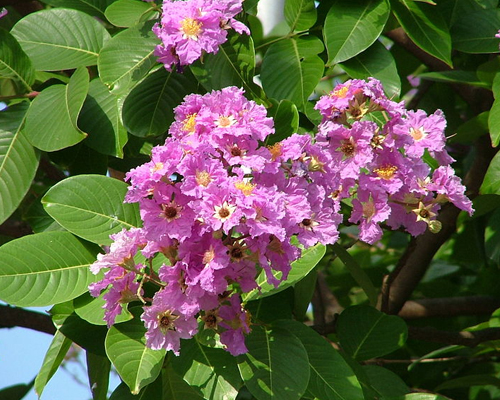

142,290,199,354
153,0,249,70
218,295,251,356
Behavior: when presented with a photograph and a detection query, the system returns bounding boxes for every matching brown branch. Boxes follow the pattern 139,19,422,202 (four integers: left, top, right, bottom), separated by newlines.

311,271,341,325
0,304,56,335
408,326,500,348
312,321,500,349
398,296,500,320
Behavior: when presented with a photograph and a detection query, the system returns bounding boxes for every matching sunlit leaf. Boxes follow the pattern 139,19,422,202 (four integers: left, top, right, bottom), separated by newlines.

237,325,310,400
11,9,110,71
42,174,141,245
24,67,89,151
0,231,100,307
323,0,390,65
284,0,317,31
105,0,158,28
0,29,35,93
105,309,166,394
0,103,39,225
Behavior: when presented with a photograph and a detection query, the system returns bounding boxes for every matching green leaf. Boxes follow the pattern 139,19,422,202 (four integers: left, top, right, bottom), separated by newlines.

0,382,34,400
190,33,262,98
489,99,500,147
266,99,300,145
60,312,108,355
451,9,500,54
24,67,89,152
0,29,35,93
105,309,166,394
42,174,141,245
261,36,324,111
391,0,452,67
237,325,310,400
323,0,390,65
480,151,500,195
73,291,133,326
34,330,72,398
451,111,489,145
293,268,317,321
122,67,199,137
162,361,204,400
79,79,128,158
105,0,158,28
243,243,326,301
42,0,113,20
437,374,500,391
336,305,408,361
0,231,100,307
340,40,401,99
284,0,317,31
172,339,242,400
98,22,159,95
86,352,111,400
362,365,410,398
24,199,64,233
332,243,378,307
279,320,365,400
11,9,110,71
0,103,39,225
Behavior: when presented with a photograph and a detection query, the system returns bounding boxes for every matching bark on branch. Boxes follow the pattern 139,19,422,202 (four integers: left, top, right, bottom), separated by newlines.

0,304,56,335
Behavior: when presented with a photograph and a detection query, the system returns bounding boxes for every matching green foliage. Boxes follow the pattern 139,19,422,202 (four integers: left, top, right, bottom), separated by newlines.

0,0,499,399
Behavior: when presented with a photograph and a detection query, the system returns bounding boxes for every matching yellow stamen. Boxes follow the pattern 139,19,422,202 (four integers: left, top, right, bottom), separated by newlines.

195,170,212,187
182,113,197,133
235,181,255,196
180,18,202,40
374,164,398,180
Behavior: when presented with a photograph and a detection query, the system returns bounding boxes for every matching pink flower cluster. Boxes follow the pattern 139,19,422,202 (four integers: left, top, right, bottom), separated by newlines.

90,87,340,356
89,80,473,357
153,0,249,71
314,78,473,243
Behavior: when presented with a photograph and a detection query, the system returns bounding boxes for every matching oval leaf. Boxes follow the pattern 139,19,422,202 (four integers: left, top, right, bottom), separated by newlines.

42,174,141,245
0,28,35,93
172,339,242,400
261,36,324,111
284,0,317,31
340,40,401,99
105,0,158,28
42,0,113,20
392,0,452,67
480,151,500,195
11,9,110,71
24,67,89,151
0,103,40,225
451,9,500,54
279,320,364,400
105,310,166,394
237,325,310,400
0,231,100,307
323,0,390,65
78,79,128,158
336,305,408,361
122,67,199,137
98,22,159,95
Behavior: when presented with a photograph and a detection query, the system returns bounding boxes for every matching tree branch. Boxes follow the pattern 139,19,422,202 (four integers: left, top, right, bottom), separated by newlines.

408,326,500,348
398,296,500,320
0,304,56,335
311,271,341,325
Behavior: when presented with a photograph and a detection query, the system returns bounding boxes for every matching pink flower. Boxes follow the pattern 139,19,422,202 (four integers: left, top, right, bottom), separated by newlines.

218,296,251,356
153,0,249,70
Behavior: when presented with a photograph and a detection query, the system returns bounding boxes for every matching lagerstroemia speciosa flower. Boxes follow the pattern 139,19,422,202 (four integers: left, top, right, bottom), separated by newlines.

89,80,472,356
153,0,249,71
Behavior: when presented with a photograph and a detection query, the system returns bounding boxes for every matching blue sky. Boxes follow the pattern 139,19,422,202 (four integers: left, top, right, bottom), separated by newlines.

0,308,121,400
